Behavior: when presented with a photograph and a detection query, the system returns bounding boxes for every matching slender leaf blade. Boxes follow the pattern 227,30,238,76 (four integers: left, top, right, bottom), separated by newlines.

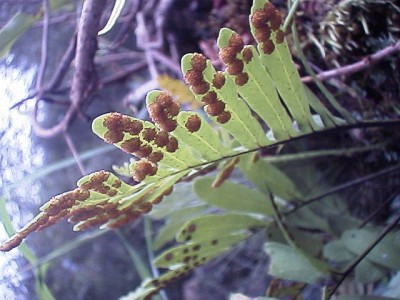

218,28,296,140
182,53,270,149
250,0,319,133
264,242,328,284
194,176,273,216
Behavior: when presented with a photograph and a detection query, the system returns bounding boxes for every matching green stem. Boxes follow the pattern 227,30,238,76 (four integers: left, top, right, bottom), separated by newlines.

283,0,301,32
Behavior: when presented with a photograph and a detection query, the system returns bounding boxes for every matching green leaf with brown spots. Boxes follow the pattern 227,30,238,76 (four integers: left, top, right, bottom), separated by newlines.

154,232,248,269
1,5,353,292
147,90,234,161
126,213,268,299
250,0,320,133
218,28,296,140
175,213,267,243
182,53,270,149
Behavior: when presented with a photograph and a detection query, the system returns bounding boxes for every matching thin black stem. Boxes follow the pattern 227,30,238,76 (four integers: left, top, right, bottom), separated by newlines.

327,214,400,299
286,164,400,216
269,191,296,248
358,188,400,228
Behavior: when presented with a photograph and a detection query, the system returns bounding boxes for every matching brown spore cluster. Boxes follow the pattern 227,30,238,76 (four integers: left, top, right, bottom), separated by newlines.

202,91,231,124
212,72,226,89
80,171,118,197
132,160,157,182
129,158,156,182
219,33,249,86
184,54,231,124
106,185,174,230
67,171,128,230
250,2,285,55
103,110,180,181
185,114,202,133
147,92,180,132
0,170,176,252
102,113,151,157
0,187,92,251
103,112,143,144
184,53,210,95
66,170,167,231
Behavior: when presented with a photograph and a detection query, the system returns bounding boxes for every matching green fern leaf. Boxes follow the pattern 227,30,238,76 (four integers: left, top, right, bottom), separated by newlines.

250,0,320,133
182,53,270,148
265,242,329,284
239,153,303,200
341,229,400,270
126,213,268,299
218,28,296,140
194,176,274,216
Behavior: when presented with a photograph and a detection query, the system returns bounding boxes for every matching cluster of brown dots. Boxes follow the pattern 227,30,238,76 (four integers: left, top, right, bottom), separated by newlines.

131,160,157,182
103,112,143,144
144,224,224,299
147,92,180,132
64,172,124,230
80,171,120,197
184,53,210,95
0,187,91,251
102,112,180,181
219,33,250,86
141,221,224,297
105,185,174,229
69,173,174,230
203,91,231,124
250,2,285,55
184,54,232,124
0,169,174,252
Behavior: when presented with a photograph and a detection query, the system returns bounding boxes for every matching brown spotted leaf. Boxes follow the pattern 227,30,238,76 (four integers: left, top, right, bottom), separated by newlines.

123,213,268,299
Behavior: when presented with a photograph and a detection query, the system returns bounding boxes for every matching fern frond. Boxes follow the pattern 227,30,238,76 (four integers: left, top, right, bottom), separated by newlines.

0,0,343,256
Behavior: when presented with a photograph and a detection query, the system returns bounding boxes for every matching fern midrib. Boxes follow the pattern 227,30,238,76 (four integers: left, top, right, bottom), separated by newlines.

187,131,225,158
175,121,226,159
139,119,400,188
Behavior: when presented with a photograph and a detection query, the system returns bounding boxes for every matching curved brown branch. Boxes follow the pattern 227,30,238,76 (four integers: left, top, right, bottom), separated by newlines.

302,41,400,83
32,0,108,138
